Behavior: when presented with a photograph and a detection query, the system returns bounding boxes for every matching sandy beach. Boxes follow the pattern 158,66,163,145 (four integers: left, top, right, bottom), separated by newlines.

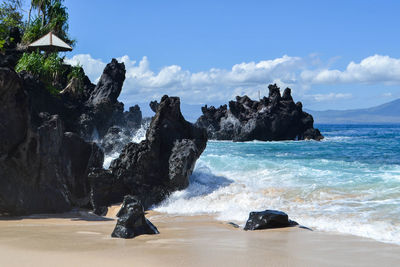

0,206,399,267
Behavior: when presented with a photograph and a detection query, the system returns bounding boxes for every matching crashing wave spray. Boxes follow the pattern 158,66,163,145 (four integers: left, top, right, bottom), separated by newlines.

102,118,151,168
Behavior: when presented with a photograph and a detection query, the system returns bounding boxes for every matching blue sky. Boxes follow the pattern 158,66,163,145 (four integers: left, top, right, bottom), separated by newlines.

43,0,400,116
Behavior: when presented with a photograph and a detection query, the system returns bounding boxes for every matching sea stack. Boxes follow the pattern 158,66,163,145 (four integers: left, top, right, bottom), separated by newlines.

195,84,323,141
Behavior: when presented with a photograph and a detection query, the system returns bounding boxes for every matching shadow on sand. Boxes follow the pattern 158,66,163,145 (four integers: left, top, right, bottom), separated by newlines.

0,209,114,222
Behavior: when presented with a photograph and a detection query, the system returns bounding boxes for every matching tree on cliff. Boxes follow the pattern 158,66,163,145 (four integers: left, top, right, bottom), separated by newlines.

0,0,24,48
23,0,75,46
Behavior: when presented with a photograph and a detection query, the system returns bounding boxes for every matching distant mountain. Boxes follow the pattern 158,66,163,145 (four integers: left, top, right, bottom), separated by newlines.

306,99,400,124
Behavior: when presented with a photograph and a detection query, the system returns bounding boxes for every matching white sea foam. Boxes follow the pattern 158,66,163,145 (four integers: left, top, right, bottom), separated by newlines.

131,120,150,143
102,120,150,169
103,152,119,169
322,136,352,142
155,137,400,245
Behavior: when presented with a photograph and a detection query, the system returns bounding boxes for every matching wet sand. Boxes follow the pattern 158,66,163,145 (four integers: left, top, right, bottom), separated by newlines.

0,207,399,267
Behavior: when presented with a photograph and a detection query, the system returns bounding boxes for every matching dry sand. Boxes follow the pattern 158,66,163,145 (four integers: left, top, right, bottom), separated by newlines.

0,206,399,267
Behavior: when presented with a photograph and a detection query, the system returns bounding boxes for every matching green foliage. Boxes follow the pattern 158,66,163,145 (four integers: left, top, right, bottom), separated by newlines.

16,51,67,95
15,51,45,76
21,18,43,45
0,0,24,42
67,63,85,81
23,0,75,46
43,52,64,84
0,39,5,51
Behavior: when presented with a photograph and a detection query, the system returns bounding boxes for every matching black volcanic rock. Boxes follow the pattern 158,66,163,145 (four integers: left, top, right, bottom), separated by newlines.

89,168,128,216
149,100,159,113
79,59,127,139
62,132,104,205
87,58,125,106
244,210,298,230
0,67,104,215
195,84,323,141
110,95,207,207
124,105,142,129
90,95,208,211
0,54,148,215
75,59,143,140
168,139,199,190
111,195,159,239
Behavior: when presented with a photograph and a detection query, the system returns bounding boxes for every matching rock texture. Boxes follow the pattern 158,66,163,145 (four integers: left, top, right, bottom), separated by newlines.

0,68,103,215
90,95,208,212
244,210,298,230
78,58,127,139
196,84,323,141
111,195,159,239
0,55,145,215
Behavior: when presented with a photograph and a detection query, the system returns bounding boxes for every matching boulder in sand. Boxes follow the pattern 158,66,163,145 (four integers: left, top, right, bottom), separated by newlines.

244,210,298,230
111,195,159,239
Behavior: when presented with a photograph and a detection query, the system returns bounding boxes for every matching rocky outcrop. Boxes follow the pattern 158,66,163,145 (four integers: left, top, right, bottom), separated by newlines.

244,210,298,230
0,52,147,216
78,58,127,139
89,169,127,216
90,95,208,212
0,68,104,215
111,195,159,239
196,84,323,141
149,100,159,113
124,105,142,130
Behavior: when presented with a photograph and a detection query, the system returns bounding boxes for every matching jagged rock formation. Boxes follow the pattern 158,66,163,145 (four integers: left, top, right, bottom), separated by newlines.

196,84,323,141
111,195,159,239
0,54,143,215
0,68,103,215
124,105,142,129
80,59,126,139
149,100,159,113
244,210,298,230
89,95,208,213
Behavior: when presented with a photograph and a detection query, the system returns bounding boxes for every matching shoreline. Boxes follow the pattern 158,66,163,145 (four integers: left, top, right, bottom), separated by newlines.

0,208,399,266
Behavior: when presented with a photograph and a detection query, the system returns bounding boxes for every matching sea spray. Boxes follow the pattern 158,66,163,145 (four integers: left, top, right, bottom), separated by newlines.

102,119,150,168
155,124,400,245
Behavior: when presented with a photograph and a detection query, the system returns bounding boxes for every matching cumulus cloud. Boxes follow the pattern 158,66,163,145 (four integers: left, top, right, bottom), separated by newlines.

301,55,400,85
65,53,400,107
69,54,302,106
64,54,106,83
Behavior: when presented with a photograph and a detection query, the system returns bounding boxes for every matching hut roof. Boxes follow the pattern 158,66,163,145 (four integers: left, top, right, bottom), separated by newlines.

28,32,72,52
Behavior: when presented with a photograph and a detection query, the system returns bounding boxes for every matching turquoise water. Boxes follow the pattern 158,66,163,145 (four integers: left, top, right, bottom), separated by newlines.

155,125,400,244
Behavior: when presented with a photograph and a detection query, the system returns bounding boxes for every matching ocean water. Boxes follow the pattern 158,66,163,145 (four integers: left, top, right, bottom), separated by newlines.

154,124,400,245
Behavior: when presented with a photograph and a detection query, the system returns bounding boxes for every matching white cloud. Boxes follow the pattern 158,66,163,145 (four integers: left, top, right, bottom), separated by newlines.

64,54,106,83
85,54,302,106
65,53,400,107
383,92,392,97
305,93,352,102
301,55,400,85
